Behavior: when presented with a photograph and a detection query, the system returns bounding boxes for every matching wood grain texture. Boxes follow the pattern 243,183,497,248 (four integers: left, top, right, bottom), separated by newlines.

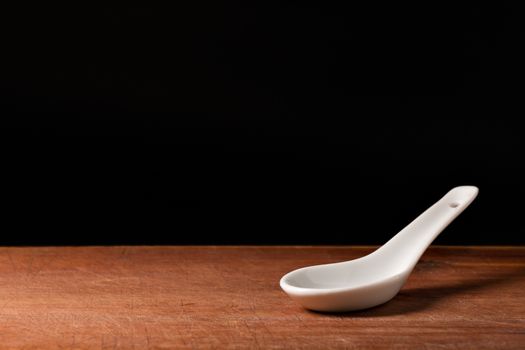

0,246,524,349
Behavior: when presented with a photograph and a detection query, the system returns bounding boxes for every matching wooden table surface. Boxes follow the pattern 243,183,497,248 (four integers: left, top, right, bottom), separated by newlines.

0,246,524,349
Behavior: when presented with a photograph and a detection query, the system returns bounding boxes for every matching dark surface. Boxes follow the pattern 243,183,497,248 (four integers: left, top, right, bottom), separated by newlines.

1,4,523,244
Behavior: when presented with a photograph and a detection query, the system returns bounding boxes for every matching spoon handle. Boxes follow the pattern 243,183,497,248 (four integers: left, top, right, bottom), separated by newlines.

375,186,479,272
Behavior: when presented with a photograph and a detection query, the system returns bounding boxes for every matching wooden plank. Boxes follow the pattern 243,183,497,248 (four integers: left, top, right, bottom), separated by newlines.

0,246,524,349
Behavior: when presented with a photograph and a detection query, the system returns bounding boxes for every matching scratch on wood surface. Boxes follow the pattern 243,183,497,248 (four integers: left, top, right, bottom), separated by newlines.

144,324,152,349
243,320,261,349
120,247,128,257
33,253,59,276
178,299,194,348
6,250,18,273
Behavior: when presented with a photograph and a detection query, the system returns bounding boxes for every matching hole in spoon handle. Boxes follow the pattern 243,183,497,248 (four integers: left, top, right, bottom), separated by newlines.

445,186,479,210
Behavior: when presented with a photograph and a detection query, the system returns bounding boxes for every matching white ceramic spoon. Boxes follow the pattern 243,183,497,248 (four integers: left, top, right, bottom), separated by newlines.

280,186,479,312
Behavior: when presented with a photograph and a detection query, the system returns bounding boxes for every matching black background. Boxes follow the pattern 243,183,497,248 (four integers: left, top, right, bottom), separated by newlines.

1,3,523,245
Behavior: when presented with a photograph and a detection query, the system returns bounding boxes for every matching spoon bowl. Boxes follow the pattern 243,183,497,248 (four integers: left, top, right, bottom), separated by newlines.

280,186,479,312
